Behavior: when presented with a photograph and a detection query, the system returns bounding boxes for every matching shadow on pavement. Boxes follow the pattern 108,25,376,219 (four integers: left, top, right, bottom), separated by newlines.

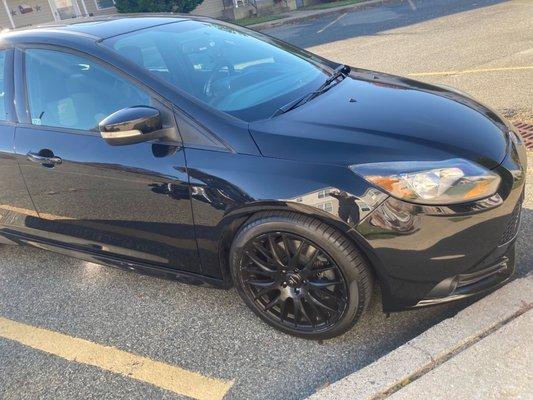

267,0,507,48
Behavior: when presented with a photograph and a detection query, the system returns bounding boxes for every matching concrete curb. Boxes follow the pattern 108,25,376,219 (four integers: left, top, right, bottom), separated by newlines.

248,0,405,30
307,276,533,400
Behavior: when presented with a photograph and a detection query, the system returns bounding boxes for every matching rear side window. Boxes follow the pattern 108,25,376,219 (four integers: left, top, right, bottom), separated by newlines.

0,51,7,121
25,49,150,131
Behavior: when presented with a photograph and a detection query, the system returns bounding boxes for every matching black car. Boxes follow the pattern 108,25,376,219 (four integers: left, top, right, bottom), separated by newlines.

0,15,526,339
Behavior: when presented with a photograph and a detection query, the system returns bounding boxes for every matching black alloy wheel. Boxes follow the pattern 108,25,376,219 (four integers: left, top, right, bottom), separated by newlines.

230,212,372,339
242,231,348,331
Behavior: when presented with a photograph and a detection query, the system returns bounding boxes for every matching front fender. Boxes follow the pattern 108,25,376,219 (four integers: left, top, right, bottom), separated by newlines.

183,148,387,282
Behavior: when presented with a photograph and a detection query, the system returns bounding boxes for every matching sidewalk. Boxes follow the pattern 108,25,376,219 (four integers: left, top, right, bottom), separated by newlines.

248,0,403,30
388,310,532,400
308,275,533,400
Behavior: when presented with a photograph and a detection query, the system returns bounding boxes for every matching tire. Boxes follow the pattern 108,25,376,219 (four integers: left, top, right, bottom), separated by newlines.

230,211,373,340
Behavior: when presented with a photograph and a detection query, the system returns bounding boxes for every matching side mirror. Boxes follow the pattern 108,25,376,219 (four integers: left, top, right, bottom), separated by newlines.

99,106,169,146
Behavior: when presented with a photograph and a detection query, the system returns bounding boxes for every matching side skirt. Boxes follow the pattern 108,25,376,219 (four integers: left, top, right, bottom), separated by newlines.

0,229,229,289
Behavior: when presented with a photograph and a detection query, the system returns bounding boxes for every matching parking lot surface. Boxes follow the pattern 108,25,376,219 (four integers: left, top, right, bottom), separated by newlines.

1,1,532,399
263,0,533,121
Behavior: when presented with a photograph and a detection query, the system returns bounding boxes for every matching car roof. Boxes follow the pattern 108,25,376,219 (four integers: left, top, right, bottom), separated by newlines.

1,14,205,42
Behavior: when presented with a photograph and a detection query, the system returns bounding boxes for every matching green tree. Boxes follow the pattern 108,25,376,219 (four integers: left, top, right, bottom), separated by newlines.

115,0,202,14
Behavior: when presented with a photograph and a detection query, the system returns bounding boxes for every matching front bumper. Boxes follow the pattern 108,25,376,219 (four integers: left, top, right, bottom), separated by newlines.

355,139,527,312
414,242,515,307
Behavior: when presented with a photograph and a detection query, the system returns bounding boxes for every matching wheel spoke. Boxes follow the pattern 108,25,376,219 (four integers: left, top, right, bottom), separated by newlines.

267,235,285,267
245,251,276,274
243,267,276,278
307,292,338,314
304,293,324,323
291,240,308,267
308,279,342,289
246,278,276,287
280,298,289,322
302,248,319,272
293,299,300,326
281,234,292,260
294,296,313,326
310,286,346,307
263,295,280,311
252,242,275,264
252,282,278,300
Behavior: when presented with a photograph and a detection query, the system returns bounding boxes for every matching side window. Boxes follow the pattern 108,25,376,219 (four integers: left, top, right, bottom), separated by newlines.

25,49,150,131
0,51,7,121
95,0,115,9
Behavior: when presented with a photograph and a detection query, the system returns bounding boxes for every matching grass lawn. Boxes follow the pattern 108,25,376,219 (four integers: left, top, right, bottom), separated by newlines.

301,0,363,11
235,15,285,26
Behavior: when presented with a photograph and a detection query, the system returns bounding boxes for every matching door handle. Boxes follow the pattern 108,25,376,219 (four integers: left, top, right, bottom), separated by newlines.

27,152,62,166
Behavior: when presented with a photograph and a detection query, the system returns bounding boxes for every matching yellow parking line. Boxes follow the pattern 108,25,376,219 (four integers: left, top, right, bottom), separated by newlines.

408,65,533,77
0,317,233,400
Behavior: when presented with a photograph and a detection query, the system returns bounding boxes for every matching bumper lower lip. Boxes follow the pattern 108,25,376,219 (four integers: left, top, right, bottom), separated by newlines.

413,188,523,308
414,252,515,307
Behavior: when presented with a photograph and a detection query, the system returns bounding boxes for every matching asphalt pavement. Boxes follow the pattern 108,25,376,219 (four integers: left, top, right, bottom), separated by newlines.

1,1,532,399
0,241,480,400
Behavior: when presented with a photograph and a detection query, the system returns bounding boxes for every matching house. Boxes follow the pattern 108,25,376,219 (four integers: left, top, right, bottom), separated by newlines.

0,0,116,30
0,0,315,30
193,0,309,21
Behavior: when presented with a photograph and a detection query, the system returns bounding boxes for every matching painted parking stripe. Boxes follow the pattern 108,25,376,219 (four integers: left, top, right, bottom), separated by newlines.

0,317,233,400
317,12,347,33
408,65,533,77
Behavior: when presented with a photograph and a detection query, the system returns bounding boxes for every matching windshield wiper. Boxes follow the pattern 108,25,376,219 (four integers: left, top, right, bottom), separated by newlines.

271,64,350,118
313,64,351,98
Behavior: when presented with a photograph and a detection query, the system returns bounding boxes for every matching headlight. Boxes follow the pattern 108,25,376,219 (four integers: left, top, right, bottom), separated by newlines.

351,159,501,205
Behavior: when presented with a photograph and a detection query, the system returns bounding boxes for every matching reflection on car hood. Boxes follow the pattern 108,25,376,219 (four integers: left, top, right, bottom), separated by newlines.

249,69,509,169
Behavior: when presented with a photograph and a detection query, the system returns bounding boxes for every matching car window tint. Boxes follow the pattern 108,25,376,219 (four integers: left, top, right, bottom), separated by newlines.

0,51,7,121
25,49,150,131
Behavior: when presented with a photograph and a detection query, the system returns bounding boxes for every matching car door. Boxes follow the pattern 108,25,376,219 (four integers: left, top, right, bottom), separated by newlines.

0,48,41,239
13,46,201,273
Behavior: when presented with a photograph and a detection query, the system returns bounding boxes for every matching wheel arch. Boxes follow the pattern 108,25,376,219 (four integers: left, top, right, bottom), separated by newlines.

215,201,385,292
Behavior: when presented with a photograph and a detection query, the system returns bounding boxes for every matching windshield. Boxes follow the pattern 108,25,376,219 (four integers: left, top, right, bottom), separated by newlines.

104,20,329,121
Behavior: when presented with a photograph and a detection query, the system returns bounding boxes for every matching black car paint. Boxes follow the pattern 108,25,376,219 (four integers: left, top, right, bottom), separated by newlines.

0,16,526,312
250,72,508,169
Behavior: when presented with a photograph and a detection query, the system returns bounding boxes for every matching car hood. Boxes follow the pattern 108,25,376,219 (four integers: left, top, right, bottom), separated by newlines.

249,69,509,170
